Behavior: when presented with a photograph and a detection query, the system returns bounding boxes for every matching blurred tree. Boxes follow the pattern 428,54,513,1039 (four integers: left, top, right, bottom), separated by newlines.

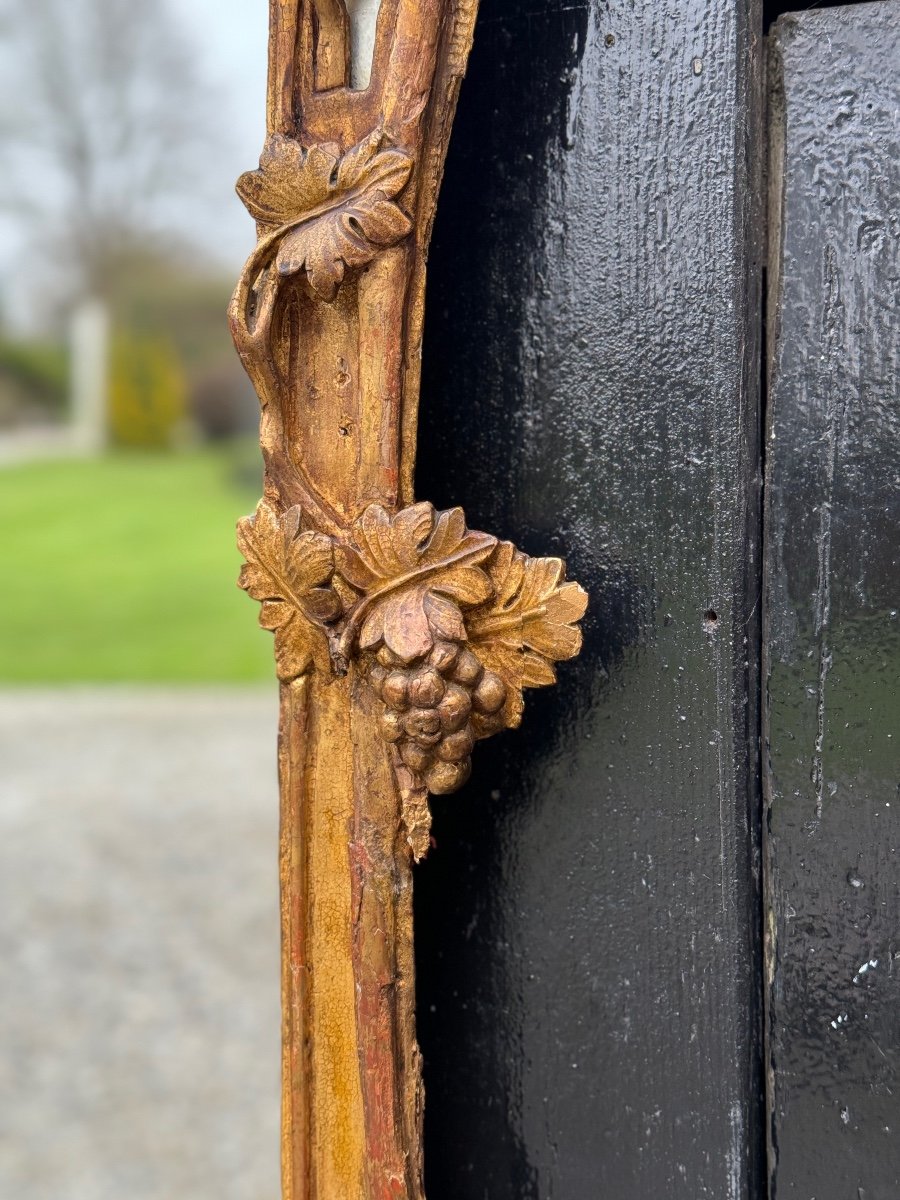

0,0,218,308
0,0,249,444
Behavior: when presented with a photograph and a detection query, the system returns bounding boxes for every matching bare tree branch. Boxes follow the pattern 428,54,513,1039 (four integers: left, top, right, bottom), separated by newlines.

0,0,220,304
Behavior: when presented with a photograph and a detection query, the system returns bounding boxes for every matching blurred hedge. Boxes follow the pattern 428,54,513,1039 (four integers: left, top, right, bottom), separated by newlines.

0,339,69,423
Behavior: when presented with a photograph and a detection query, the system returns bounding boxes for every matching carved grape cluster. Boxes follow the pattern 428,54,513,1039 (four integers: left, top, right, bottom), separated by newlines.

237,498,588,798
369,640,506,795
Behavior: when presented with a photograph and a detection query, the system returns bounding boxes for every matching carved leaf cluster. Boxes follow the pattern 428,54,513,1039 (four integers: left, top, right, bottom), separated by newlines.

237,500,341,681
339,503,496,664
236,130,413,301
468,543,589,728
237,499,587,785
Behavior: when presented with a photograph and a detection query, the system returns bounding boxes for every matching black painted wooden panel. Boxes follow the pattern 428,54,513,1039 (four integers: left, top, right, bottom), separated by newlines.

764,6,900,1196
415,1,765,1196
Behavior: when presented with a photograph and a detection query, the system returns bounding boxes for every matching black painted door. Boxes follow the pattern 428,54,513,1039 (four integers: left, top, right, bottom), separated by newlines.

764,5,900,1197
414,2,898,1197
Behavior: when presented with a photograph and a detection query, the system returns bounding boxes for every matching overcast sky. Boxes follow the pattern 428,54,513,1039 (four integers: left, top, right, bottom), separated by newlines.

169,0,271,270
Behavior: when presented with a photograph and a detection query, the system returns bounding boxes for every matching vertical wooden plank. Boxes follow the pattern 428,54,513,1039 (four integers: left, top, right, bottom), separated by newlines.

764,5,900,1194
415,0,765,1196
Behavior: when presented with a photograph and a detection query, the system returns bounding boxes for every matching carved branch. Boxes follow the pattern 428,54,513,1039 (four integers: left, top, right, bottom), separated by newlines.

229,2,586,1196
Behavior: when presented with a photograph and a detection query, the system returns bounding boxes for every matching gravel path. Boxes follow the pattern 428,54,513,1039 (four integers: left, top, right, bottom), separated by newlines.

0,688,281,1200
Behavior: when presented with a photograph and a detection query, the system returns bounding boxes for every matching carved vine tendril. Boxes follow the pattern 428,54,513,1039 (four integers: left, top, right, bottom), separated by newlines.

228,127,417,541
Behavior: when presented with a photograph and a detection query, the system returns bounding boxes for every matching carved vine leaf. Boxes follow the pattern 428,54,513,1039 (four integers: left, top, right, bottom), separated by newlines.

237,500,342,681
339,503,496,664
467,542,589,729
236,130,414,301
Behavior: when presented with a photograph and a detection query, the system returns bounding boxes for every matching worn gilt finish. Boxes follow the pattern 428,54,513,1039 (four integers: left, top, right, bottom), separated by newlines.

229,2,586,1196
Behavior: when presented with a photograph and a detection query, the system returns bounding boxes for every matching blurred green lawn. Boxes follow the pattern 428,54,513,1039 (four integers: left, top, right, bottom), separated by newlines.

0,447,273,682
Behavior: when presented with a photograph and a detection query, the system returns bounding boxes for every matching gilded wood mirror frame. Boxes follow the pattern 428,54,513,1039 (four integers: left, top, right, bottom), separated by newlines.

229,3,587,1194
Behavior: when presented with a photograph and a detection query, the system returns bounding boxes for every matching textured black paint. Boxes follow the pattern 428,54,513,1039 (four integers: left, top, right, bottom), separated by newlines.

764,6,900,1196
414,1,765,1196
763,0,863,32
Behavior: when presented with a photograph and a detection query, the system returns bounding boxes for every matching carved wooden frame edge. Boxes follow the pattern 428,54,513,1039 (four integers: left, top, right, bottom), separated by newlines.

228,3,587,1196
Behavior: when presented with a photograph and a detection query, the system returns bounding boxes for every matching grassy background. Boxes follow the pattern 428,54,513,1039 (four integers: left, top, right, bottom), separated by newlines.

0,447,273,682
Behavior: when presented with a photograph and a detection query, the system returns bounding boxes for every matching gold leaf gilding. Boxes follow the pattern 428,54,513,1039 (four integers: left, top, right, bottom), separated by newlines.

237,500,341,681
339,502,495,665
236,130,414,301
238,500,587,789
468,541,589,728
